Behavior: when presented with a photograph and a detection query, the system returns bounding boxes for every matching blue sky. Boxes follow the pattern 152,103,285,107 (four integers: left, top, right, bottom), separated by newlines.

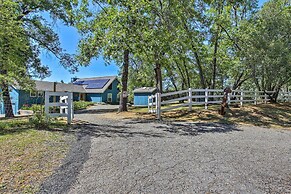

41,0,269,83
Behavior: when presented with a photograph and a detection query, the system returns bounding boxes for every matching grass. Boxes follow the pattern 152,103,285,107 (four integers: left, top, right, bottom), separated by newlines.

103,103,291,130
0,117,73,193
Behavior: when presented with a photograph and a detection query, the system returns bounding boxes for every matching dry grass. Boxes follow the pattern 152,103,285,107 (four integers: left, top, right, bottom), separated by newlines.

0,118,73,193
99,103,291,130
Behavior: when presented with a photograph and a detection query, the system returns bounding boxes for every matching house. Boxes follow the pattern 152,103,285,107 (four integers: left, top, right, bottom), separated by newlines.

133,87,156,107
0,81,86,115
0,76,119,115
73,76,119,104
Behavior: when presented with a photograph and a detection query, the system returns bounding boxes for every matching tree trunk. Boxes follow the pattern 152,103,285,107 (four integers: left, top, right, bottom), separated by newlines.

155,62,163,93
211,30,219,89
194,52,207,89
118,50,129,112
2,82,14,118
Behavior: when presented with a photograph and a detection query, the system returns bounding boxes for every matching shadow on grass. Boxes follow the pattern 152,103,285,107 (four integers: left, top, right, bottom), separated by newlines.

157,103,291,128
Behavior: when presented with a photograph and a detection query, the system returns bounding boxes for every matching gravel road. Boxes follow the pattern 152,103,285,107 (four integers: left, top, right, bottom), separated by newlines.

39,108,291,193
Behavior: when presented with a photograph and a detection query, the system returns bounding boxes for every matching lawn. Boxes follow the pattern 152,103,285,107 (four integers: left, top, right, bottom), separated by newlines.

0,117,74,193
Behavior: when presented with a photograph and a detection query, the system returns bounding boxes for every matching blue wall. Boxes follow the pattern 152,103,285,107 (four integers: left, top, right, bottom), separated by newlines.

0,87,19,115
134,93,153,106
18,90,44,109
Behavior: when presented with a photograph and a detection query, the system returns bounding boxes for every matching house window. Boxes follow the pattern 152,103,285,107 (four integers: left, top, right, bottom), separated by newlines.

30,91,37,97
38,91,44,97
107,93,112,103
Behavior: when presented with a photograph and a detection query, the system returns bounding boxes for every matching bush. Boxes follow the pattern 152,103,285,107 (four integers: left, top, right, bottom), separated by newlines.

29,113,51,130
73,101,95,111
21,104,44,113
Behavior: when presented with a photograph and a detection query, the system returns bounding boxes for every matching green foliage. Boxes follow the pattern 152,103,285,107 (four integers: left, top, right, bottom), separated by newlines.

29,113,52,130
21,104,44,112
73,101,94,111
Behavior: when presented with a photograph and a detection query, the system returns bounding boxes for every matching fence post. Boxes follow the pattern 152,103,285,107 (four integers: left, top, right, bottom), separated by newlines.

227,92,231,105
148,96,150,113
188,88,192,111
45,92,49,115
157,93,161,120
67,93,72,124
240,91,243,107
254,90,257,105
264,93,267,104
205,88,208,110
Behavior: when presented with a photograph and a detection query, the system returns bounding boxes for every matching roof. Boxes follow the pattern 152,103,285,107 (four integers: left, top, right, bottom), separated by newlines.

34,81,87,93
73,76,118,93
13,80,86,93
133,87,156,93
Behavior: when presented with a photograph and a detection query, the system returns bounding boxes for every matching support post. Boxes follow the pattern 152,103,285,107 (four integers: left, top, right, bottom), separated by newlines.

240,91,243,107
227,92,231,105
205,88,208,110
188,88,192,111
148,96,150,113
264,93,267,104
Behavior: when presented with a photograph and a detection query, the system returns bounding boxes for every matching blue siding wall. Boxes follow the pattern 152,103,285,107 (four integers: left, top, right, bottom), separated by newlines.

18,90,44,109
0,87,19,115
102,79,119,104
134,93,152,106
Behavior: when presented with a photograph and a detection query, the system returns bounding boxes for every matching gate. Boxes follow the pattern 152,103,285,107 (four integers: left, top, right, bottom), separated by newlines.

45,92,73,124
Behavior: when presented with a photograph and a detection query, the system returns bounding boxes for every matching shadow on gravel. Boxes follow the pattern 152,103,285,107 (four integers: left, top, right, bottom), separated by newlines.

160,122,241,136
76,108,118,114
38,130,91,194
126,119,241,136
72,120,165,138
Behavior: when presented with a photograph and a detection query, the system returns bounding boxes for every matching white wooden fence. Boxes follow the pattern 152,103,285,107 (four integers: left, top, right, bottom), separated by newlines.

148,89,291,119
45,92,73,124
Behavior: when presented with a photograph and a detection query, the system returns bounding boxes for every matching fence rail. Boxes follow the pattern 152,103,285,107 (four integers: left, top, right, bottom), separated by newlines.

148,88,291,119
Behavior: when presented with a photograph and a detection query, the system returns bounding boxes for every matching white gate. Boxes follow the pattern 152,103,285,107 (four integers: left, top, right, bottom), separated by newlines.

45,92,73,124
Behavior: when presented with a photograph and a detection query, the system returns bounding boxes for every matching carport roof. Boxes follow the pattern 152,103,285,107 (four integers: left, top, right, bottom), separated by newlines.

133,87,156,93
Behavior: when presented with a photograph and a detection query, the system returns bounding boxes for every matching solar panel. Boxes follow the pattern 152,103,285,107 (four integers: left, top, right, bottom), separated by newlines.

84,79,110,89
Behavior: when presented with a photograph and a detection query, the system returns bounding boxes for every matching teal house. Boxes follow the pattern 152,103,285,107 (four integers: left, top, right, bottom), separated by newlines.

0,76,119,115
73,76,119,104
133,87,156,107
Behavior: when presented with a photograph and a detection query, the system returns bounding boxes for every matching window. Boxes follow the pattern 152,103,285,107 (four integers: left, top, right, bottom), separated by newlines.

38,91,44,97
107,93,112,103
30,91,37,97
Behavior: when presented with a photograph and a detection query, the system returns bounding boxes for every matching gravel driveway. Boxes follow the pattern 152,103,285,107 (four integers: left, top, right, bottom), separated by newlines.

39,109,291,193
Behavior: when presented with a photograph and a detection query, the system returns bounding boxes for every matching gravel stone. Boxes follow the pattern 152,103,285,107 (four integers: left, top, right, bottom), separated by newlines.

40,106,291,194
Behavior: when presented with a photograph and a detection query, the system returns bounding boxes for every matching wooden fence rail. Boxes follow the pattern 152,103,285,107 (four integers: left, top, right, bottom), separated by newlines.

148,89,291,119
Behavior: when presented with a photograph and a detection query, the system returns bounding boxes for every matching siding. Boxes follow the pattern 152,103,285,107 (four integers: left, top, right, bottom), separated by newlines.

101,79,119,104
0,87,19,115
18,90,44,109
134,93,152,106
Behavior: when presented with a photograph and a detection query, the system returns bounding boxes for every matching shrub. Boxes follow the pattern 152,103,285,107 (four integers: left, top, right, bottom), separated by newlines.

29,113,51,130
73,101,95,111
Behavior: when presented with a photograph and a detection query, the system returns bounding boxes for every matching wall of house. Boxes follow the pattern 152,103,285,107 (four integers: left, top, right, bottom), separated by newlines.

73,92,80,101
0,87,19,115
18,90,44,109
134,93,153,106
101,79,119,104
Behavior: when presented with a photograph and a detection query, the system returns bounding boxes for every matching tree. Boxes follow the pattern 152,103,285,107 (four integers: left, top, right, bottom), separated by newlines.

0,0,78,117
239,0,291,101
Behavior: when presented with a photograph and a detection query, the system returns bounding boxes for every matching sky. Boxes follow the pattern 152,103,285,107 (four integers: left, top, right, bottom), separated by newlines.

41,0,269,83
